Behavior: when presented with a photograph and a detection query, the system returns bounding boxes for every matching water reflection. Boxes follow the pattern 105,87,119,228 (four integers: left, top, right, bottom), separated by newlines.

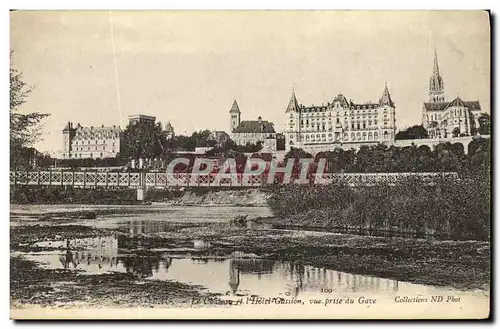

124,220,173,235
48,236,408,299
58,236,118,269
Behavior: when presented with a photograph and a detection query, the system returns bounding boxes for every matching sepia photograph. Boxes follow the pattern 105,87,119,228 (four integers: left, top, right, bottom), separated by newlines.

9,10,491,320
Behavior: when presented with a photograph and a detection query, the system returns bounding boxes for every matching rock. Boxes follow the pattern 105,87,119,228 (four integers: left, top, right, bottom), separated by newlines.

230,214,248,226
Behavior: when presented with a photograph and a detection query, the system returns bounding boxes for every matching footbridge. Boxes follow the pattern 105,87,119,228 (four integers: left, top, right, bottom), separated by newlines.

10,170,459,193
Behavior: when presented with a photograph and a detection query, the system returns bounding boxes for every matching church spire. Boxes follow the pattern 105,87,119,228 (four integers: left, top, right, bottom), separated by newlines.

229,99,240,113
433,48,440,77
229,99,241,132
286,89,299,112
429,48,445,103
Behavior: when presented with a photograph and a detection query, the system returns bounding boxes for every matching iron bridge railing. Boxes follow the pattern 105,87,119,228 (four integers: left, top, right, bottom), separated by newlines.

9,171,459,189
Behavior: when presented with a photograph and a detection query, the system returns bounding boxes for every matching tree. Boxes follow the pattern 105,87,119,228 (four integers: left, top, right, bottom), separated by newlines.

395,125,429,140
10,54,50,167
284,147,313,160
477,113,491,135
233,141,263,153
192,130,217,148
120,121,165,161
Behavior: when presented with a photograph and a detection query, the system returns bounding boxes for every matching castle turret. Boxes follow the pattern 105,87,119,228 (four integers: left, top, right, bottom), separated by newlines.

379,81,395,107
285,89,299,113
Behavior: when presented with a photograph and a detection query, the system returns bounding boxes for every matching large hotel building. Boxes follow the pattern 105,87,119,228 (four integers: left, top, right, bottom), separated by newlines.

284,84,397,151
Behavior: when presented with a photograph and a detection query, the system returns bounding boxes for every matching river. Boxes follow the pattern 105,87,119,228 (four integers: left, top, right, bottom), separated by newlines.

10,204,489,317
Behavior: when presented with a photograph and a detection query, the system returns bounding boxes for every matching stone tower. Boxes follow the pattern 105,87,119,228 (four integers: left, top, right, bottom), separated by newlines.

229,99,241,132
62,121,75,159
429,48,445,103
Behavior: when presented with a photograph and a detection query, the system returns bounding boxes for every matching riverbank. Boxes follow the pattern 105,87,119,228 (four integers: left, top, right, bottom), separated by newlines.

268,177,491,241
11,257,215,309
10,186,270,207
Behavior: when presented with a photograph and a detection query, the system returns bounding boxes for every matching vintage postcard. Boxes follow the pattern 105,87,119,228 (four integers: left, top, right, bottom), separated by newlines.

9,10,490,319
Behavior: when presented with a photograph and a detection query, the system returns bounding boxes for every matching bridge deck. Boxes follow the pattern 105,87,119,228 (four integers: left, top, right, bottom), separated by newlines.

10,171,459,189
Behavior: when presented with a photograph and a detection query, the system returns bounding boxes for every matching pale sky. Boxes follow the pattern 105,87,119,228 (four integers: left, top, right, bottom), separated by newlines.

10,11,490,153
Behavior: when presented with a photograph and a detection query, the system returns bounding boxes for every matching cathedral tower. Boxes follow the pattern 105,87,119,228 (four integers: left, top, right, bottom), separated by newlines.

429,49,445,103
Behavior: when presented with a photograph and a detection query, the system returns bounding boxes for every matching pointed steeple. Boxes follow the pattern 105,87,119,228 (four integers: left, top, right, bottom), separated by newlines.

229,99,240,113
379,81,394,107
286,89,299,113
433,48,440,77
429,48,445,102
229,99,241,132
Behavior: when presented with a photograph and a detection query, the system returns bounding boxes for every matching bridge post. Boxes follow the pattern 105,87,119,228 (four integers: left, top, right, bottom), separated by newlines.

136,187,144,201
136,170,146,201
